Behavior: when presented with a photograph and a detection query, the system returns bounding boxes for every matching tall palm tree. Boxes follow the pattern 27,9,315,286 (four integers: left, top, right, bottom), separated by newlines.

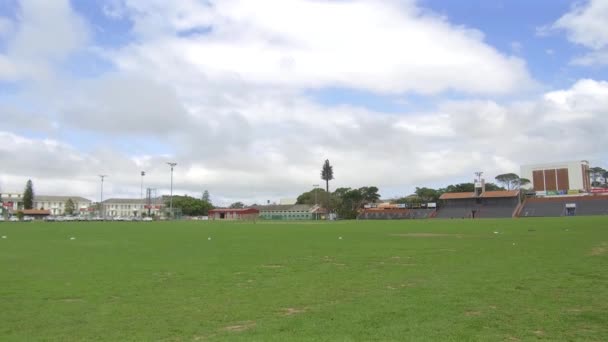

320,159,334,217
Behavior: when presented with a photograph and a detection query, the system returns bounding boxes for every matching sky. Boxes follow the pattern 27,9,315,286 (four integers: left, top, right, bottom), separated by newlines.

1,0,607,205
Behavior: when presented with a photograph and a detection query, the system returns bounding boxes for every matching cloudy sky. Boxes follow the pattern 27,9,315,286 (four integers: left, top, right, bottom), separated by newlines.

1,0,607,205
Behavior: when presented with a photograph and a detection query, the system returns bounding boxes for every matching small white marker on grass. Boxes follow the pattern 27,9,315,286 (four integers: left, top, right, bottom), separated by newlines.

338,236,343,240
208,237,212,241
1,236,6,239
70,237,76,240
494,231,499,234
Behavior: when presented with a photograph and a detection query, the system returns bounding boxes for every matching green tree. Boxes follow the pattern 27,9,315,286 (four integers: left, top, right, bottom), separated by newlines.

484,182,506,191
518,178,531,188
495,173,519,190
588,167,607,187
229,202,245,209
442,183,475,193
495,173,531,190
164,195,214,216
296,188,327,205
320,159,334,215
415,187,441,202
64,198,75,216
202,190,210,203
23,180,34,210
360,186,381,204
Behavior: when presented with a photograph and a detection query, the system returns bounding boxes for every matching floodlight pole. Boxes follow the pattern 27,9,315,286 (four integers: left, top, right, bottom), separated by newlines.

99,175,107,218
140,171,146,200
167,163,177,219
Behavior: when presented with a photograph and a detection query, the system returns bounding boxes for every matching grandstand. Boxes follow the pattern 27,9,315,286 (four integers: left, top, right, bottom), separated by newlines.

519,196,608,217
436,190,520,219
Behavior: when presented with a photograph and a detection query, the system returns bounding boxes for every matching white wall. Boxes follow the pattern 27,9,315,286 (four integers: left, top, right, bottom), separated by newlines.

521,161,588,192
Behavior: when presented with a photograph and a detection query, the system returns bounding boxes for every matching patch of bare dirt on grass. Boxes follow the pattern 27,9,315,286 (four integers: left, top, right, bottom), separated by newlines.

533,330,545,337
57,297,84,303
589,242,607,256
221,321,256,333
281,307,306,316
390,233,463,238
464,310,482,317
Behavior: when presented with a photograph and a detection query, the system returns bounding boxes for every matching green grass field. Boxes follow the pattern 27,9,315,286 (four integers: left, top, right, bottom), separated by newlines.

1,218,607,341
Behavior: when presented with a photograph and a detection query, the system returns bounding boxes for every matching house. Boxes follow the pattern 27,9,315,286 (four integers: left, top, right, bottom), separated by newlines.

21,209,51,220
208,208,259,220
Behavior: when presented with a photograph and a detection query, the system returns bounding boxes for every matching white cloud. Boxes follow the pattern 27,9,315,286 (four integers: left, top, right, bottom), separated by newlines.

552,0,608,50
571,50,608,66
2,1,607,204
0,0,89,81
0,16,13,37
549,0,608,66
58,74,197,135
108,0,533,95
3,79,608,203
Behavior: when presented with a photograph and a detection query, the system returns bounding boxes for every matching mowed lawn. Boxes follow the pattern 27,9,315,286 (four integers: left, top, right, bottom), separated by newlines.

1,218,607,341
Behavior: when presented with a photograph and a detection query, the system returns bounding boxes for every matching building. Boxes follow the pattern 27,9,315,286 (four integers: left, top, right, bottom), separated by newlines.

519,196,608,217
21,209,51,220
437,190,520,219
521,160,591,195
0,192,24,213
252,204,325,220
102,198,164,218
208,208,259,220
33,196,92,216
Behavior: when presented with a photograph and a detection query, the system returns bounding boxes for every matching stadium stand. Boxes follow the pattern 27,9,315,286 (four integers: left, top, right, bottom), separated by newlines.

520,196,608,217
435,191,520,219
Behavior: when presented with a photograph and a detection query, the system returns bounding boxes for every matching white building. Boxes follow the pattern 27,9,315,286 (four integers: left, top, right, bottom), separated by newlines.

102,198,164,218
0,192,24,212
34,196,92,216
521,160,591,195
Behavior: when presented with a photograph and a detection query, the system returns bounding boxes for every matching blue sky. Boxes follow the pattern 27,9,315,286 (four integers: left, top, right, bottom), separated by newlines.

1,0,607,203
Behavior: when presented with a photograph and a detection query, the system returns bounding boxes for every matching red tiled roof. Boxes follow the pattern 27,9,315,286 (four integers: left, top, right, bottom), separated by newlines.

482,190,519,198
208,208,259,214
439,192,475,200
20,209,51,215
440,190,519,200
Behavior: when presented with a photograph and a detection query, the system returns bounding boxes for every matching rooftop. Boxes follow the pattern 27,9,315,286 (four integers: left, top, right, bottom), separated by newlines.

34,195,92,203
440,190,519,200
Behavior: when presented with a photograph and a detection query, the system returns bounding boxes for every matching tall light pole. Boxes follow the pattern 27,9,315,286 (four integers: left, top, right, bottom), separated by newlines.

99,175,107,218
140,171,146,200
167,162,177,219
